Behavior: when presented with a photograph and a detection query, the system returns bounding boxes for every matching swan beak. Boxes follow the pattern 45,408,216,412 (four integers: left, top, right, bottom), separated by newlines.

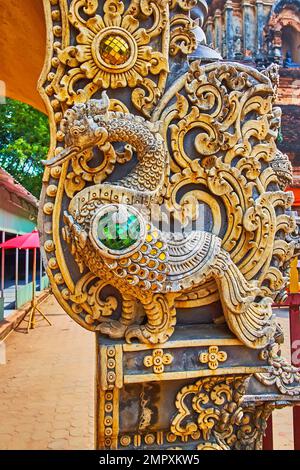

42,146,80,167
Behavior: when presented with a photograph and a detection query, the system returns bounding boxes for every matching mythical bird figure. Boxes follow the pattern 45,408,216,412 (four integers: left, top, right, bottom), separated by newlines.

45,91,276,348
38,0,300,452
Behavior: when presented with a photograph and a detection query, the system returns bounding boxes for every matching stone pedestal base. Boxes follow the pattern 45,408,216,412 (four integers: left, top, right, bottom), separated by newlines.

95,324,300,450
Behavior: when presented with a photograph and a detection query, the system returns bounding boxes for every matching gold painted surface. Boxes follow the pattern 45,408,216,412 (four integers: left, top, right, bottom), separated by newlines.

199,346,227,370
122,337,243,352
99,34,131,66
171,375,248,443
123,366,268,384
143,349,174,374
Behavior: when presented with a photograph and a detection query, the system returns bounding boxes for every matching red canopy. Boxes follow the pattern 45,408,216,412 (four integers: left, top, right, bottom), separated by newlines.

0,230,40,250
287,187,300,207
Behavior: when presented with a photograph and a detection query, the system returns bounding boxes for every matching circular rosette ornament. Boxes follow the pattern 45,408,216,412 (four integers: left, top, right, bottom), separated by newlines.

90,204,146,259
60,11,165,90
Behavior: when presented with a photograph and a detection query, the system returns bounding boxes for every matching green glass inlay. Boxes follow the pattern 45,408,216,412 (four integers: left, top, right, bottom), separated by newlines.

98,211,140,251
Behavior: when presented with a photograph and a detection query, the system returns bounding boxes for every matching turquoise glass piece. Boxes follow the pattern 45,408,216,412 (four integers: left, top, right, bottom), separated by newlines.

98,211,140,251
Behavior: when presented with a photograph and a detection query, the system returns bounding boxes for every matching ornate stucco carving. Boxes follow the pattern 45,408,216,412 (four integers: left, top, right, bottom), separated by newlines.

39,0,300,450
40,57,295,348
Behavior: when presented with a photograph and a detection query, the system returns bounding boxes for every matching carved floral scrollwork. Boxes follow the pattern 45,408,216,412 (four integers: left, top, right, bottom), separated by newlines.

69,273,118,325
197,442,227,450
171,376,249,442
170,375,288,450
157,60,296,309
169,15,197,57
41,1,295,349
233,402,276,450
255,347,300,396
169,0,202,12
55,0,169,113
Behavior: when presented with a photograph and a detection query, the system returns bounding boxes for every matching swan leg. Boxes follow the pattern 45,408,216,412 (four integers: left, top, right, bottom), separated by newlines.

96,320,127,339
96,296,140,340
125,293,177,344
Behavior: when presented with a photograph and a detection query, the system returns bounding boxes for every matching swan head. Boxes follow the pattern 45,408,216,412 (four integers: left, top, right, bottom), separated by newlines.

43,92,111,167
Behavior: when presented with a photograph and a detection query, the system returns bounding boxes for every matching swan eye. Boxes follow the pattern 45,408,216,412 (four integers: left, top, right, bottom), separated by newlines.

72,126,84,136
90,205,147,259
98,210,140,251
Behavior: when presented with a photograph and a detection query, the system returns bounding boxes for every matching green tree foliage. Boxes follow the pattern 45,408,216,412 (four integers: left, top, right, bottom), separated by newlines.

0,98,49,198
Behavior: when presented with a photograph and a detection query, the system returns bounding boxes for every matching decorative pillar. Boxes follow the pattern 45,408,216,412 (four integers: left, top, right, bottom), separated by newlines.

272,29,283,64
256,0,264,58
205,16,214,48
289,257,300,450
233,25,243,60
25,249,29,284
39,251,43,291
1,232,5,295
242,0,253,59
290,301,300,450
0,231,5,320
214,9,222,53
224,1,234,60
263,416,273,450
15,246,19,307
